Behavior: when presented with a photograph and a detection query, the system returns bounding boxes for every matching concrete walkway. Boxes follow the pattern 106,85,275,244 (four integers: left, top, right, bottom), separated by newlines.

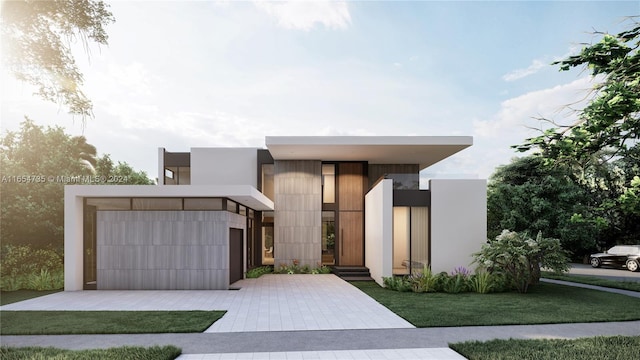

2,275,640,359
540,278,640,298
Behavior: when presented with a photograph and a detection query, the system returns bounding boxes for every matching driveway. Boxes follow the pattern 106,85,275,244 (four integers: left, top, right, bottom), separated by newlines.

568,263,640,282
0,274,414,333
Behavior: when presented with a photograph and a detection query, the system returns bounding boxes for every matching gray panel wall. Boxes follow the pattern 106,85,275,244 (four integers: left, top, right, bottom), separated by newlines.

274,160,322,267
97,211,246,290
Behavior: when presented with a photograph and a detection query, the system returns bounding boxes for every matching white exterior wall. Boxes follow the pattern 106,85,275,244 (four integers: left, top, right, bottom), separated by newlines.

64,191,84,291
64,185,273,291
364,179,393,286
190,148,258,186
429,179,487,274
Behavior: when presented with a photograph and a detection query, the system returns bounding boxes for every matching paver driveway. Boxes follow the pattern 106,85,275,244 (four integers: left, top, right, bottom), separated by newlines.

0,274,414,333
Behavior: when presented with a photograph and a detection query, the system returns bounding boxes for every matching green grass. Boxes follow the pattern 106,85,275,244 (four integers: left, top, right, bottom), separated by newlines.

0,310,225,335
542,271,640,292
0,290,62,306
351,281,640,327
450,335,640,360
0,345,181,360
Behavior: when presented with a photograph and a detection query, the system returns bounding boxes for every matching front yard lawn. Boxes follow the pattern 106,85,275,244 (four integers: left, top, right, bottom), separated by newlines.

450,335,640,360
0,345,181,360
351,281,640,327
0,310,225,335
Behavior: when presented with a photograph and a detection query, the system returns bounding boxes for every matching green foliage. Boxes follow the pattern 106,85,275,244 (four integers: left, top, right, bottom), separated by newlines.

246,266,273,278
474,230,569,293
272,261,331,275
409,265,438,293
515,18,640,163
451,336,640,360
1,0,115,118
0,119,154,249
95,154,155,185
0,346,182,360
383,267,505,294
27,269,64,291
1,244,63,291
382,276,413,292
487,156,602,257
469,269,495,294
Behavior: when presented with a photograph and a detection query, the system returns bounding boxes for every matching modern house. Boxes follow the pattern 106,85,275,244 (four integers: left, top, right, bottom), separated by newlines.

64,136,486,291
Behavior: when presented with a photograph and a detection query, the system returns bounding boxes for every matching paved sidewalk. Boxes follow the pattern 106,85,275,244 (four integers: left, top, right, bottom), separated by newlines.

2,321,639,354
540,278,640,298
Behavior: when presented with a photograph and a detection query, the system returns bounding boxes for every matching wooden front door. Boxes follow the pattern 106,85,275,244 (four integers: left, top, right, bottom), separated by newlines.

339,211,363,265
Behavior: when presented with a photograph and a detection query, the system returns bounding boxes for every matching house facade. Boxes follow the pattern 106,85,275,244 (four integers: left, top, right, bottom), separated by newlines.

64,136,486,291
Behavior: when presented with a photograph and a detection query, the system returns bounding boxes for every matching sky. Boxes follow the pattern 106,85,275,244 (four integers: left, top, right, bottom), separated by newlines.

1,0,639,184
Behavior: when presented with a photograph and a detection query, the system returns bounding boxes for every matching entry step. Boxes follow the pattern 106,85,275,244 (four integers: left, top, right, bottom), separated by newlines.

331,266,373,281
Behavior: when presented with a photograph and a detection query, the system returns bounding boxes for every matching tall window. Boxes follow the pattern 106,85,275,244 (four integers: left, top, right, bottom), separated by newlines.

261,164,274,201
322,211,336,265
322,164,335,204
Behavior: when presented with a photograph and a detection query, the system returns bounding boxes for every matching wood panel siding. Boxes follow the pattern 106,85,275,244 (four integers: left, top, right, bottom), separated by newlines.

338,162,365,211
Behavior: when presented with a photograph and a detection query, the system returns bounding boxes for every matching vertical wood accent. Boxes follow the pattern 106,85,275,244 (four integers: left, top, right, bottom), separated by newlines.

339,211,364,266
338,162,364,211
337,162,365,266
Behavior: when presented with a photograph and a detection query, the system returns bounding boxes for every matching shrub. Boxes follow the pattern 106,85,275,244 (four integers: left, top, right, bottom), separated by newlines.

410,265,437,293
469,268,494,294
442,267,471,293
474,230,569,293
246,266,273,278
383,276,412,292
0,245,63,291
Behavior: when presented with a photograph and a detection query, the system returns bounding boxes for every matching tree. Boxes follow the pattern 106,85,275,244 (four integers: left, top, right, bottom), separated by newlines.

0,118,152,249
487,156,604,259
514,18,639,164
1,0,115,119
95,154,155,185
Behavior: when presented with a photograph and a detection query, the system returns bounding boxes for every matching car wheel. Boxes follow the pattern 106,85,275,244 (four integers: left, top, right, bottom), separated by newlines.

626,260,639,272
590,257,601,268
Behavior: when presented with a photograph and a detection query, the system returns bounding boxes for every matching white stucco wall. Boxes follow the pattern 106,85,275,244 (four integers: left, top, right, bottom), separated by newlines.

429,179,487,274
190,148,258,186
365,179,393,286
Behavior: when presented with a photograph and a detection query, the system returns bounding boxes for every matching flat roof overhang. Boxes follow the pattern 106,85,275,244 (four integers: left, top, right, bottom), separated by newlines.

65,185,274,211
265,136,472,170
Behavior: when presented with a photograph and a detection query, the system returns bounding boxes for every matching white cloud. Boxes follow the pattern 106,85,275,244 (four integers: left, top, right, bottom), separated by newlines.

502,59,547,82
254,1,351,31
474,76,595,139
